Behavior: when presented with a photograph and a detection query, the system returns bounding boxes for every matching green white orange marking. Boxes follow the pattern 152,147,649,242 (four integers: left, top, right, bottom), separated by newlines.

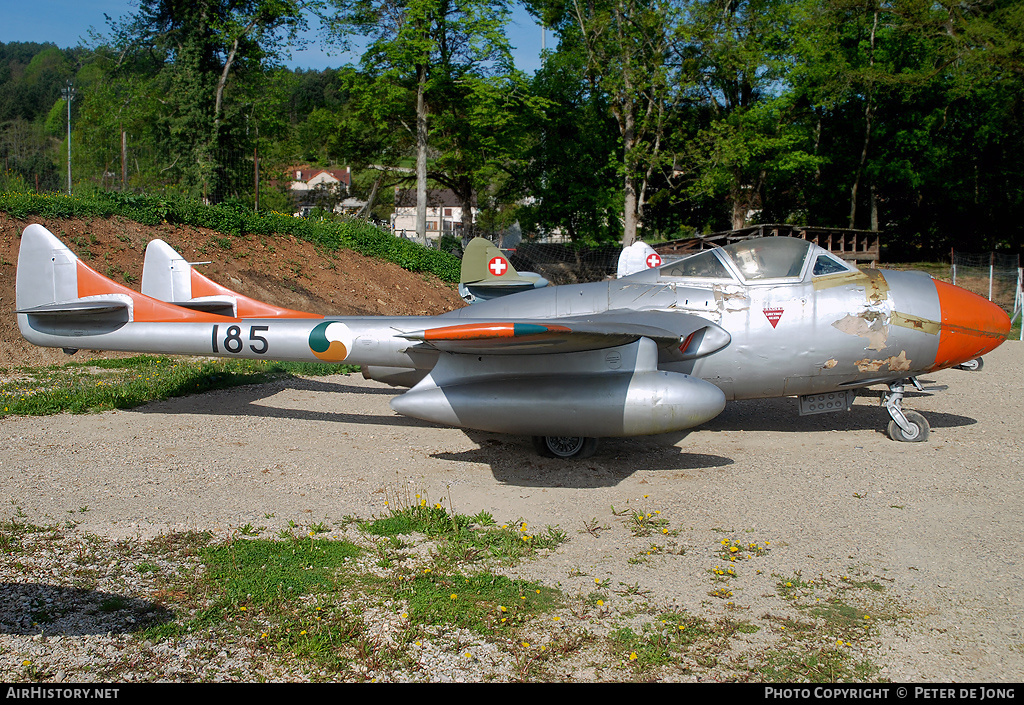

309,321,353,361
402,322,572,341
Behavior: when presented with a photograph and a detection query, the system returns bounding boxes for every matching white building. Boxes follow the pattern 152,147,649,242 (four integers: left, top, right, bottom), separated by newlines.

391,188,478,240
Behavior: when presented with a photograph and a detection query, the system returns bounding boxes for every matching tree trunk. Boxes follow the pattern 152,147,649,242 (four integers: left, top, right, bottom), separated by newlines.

416,64,429,246
849,11,878,230
358,172,384,219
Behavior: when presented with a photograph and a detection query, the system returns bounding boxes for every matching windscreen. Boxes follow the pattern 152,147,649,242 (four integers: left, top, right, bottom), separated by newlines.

720,238,812,281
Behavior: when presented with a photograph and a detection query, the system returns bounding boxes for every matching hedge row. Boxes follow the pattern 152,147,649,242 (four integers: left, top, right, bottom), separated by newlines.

0,190,461,283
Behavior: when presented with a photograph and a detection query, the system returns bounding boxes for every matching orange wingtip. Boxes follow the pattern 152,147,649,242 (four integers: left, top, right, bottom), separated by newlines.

76,261,237,323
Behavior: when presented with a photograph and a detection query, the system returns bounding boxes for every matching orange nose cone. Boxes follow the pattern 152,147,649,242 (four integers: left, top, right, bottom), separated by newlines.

932,280,1011,370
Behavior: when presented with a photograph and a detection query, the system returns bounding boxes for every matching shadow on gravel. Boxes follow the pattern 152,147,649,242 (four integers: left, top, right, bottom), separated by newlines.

432,433,735,488
130,377,436,427
703,394,976,435
0,582,173,635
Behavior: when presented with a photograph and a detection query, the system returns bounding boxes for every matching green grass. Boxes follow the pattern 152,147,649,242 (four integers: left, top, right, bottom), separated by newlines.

140,524,563,676
204,537,364,608
360,501,567,568
2,509,905,682
0,355,357,417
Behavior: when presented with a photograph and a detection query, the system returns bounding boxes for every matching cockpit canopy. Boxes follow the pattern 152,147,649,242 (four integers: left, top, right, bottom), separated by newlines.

658,237,855,284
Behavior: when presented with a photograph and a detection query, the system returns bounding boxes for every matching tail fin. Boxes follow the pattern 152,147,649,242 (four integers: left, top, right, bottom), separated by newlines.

16,224,233,326
141,238,322,319
16,223,81,312
459,237,547,303
616,241,662,278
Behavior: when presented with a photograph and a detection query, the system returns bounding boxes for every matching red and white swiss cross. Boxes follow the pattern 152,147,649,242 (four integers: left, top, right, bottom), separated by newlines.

488,256,509,276
646,253,662,268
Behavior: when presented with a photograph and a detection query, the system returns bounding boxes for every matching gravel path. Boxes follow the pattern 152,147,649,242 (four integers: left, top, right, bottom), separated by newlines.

2,342,1022,682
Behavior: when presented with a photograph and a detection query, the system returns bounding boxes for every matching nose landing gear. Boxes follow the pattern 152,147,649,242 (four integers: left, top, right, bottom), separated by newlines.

882,379,935,442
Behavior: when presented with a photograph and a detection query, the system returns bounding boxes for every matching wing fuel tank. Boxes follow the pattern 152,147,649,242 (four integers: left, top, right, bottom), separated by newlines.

390,338,726,436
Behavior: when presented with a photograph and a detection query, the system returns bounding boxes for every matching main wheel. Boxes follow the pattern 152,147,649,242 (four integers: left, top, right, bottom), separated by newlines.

886,410,930,442
532,436,599,459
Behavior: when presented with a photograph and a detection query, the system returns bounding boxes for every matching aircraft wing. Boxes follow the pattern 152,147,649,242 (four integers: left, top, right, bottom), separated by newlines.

397,314,729,360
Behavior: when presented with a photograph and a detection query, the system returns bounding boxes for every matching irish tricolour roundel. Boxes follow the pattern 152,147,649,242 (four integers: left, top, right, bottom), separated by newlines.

309,321,354,362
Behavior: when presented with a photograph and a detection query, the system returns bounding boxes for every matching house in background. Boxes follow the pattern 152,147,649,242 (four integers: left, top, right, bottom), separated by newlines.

285,166,365,216
391,188,477,241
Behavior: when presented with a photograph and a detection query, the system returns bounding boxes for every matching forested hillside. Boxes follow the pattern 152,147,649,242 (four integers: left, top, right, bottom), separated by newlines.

2,0,1023,258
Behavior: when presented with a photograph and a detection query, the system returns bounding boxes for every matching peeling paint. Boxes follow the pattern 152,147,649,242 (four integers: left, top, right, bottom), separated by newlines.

855,350,911,373
832,314,889,351
823,358,838,369
813,269,889,304
713,286,751,312
890,310,940,335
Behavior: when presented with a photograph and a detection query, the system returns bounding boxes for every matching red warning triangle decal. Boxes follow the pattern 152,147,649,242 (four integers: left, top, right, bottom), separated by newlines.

763,308,784,328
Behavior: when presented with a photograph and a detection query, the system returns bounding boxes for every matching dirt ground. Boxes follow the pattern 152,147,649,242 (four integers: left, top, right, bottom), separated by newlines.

0,214,465,370
1,342,1022,681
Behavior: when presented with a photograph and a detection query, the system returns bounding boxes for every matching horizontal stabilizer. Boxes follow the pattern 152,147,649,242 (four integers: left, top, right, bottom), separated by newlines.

16,298,129,316
16,224,239,327
142,238,322,320
459,237,548,303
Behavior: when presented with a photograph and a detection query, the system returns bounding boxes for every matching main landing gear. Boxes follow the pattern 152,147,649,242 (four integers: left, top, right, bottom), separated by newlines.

532,436,599,459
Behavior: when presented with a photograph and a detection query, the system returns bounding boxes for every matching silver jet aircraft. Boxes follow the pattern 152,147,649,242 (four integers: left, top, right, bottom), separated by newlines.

15,224,1011,458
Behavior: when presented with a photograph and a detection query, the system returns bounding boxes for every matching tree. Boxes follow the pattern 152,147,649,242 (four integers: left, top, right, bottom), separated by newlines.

103,0,308,200
329,0,516,243
672,0,816,230
527,0,680,247
505,46,622,242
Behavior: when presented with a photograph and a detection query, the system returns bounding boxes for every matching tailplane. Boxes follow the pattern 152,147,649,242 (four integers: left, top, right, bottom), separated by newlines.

16,224,234,326
141,238,321,319
458,237,547,303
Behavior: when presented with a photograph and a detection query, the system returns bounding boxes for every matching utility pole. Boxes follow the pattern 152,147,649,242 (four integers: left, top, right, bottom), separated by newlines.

60,80,76,195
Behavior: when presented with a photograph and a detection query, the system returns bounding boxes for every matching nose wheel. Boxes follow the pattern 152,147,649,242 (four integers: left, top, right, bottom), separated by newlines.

532,436,599,458
882,379,930,442
955,357,984,371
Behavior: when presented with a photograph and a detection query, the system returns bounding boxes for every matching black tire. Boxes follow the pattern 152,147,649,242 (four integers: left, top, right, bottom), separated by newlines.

886,410,930,442
532,436,599,459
